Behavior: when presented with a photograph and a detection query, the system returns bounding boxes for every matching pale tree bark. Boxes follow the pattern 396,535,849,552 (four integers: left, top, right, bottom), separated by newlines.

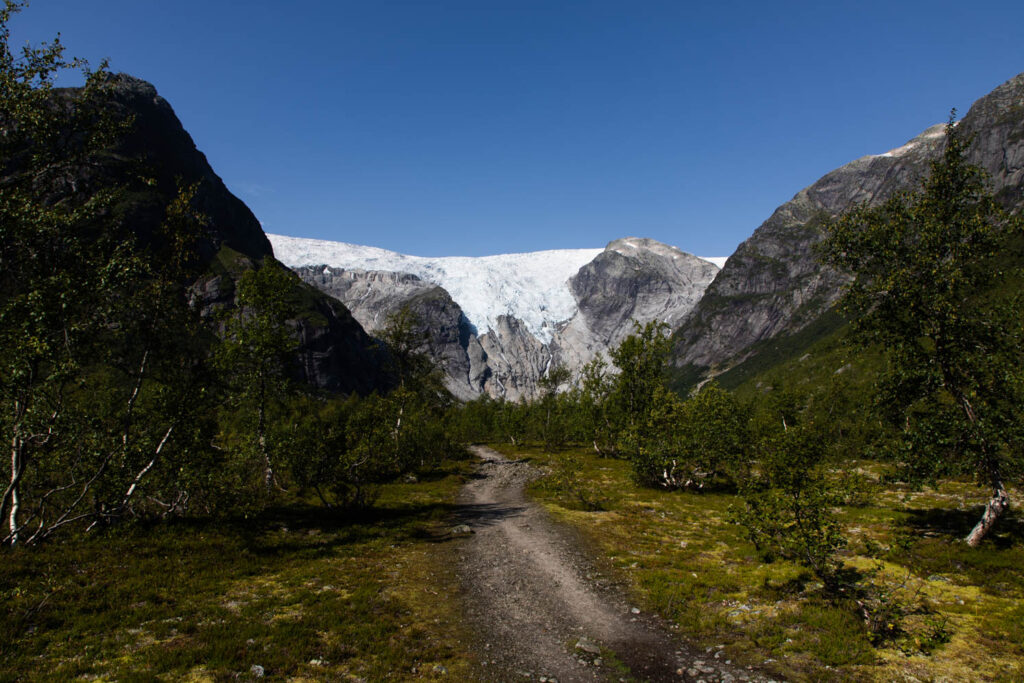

4,399,26,546
5,395,49,546
121,350,149,452
257,374,273,491
4,391,64,546
949,386,1011,546
119,423,175,513
966,478,1009,547
8,437,21,546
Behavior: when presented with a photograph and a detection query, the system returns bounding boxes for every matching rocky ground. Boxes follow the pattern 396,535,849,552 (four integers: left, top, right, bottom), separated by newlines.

455,446,777,682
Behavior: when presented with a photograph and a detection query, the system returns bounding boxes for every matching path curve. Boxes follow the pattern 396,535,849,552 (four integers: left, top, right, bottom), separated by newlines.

456,445,774,682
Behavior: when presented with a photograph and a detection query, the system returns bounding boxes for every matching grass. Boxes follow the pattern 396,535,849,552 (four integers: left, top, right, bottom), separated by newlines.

6,438,1022,682
0,460,477,682
500,443,1024,682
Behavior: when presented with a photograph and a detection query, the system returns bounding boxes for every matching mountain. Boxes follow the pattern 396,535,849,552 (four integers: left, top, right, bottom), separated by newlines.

669,72,1024,387
269,235,604,343
271,235,721,399
554,238,720,373
78,75,388,394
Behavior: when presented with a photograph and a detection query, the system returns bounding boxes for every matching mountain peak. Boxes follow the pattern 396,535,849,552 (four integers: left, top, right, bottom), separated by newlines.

276,233,720,399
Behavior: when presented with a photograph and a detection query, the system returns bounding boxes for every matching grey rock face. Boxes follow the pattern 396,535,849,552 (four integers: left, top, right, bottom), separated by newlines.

554,238,719,372
293,239,718,400
293,266,482,399
479,316,553,400
958,73,1024,205
671,72,1024,378
291,266,548,400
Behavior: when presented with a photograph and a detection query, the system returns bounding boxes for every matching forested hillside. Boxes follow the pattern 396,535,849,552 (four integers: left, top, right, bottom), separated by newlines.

0,4,457,546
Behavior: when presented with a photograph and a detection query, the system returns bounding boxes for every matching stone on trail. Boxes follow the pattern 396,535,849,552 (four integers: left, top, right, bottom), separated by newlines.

574,637,601,655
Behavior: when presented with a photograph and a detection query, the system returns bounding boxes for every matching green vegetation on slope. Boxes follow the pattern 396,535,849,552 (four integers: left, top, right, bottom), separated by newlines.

451,124,1024,679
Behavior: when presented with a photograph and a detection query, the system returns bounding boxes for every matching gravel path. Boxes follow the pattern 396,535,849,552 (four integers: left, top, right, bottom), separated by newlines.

455,445,776,683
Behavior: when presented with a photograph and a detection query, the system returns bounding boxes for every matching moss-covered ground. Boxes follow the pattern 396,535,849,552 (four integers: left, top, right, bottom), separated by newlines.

0,460,476,682
5,439,1021,682
499,443,1024,683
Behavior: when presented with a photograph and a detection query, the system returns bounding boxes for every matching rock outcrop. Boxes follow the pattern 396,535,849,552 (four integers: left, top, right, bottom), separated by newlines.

554,238,720,372
78,75,387,394
294,266,480,398
670,72,1024,382
285,238,719,400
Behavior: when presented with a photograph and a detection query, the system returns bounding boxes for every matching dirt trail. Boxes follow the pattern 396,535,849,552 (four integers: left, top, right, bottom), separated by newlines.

456,445,774,683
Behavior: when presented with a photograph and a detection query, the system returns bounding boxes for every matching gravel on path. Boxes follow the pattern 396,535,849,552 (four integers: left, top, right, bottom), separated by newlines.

455,445,777,683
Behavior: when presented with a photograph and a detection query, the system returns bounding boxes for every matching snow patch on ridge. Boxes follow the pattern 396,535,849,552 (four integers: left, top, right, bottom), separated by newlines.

268,234,603,343
872,123,947,159
699,256,729,269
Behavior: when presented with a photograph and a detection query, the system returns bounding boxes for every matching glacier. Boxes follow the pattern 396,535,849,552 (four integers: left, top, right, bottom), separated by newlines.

269,234,604,343
268,234,726,344
698,256,729,269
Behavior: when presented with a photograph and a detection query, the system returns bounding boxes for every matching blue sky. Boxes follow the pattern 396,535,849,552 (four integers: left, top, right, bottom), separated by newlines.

9,1,1024,257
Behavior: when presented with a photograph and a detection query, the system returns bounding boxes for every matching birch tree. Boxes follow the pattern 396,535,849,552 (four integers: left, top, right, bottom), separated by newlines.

818,117,1024,546
216,261,299,492
0,0,123,544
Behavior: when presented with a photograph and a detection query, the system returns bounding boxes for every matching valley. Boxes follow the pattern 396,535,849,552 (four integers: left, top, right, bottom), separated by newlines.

2,3,1024,679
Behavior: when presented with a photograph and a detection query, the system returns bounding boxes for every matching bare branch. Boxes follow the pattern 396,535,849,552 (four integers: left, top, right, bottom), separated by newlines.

118,422,174,513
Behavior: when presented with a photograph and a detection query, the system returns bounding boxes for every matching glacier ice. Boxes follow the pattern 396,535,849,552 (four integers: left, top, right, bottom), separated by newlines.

268,234,602,343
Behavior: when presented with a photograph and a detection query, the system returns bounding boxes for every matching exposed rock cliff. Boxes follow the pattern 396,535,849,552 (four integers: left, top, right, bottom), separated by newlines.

282,237,719,400
79,75,387,393
293,266,480,398
670,72,1024,382
554,238,720,372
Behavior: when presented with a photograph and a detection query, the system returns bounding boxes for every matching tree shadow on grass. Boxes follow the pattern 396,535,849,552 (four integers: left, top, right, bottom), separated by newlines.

227,486,533,556
901,506,1024,549
154,500,469,558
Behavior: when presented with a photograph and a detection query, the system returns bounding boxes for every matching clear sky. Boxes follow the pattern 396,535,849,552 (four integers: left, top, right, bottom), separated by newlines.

9,1,1024,257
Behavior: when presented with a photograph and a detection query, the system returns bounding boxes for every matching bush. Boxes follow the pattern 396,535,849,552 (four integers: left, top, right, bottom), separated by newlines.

625,384,750,491
734,423,846,589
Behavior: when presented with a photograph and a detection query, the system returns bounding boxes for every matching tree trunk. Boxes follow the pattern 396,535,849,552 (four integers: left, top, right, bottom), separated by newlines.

7,430,23,546
258,376,273,491
950,387,1008,547
965,479,1009,547
259,411,272,490
8,481,20,547
120,423,175,513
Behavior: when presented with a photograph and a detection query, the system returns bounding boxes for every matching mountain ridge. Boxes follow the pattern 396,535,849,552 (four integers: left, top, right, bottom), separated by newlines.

270,234,727,345
78,74,390,394
274,235,722,399
669,71,1024,385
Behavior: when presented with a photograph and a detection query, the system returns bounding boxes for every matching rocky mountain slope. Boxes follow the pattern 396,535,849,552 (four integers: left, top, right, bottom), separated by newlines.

554,238,720,373
270,235,604,342
670,72,1024,384
83,75,388,393
272,236,721,399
